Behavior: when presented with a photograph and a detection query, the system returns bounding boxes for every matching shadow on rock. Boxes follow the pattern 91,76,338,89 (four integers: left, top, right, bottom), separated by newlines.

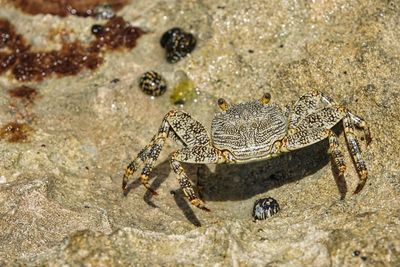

145,140,343,201
171,189,202,227
199,139,342,202
123,158,203,226
124,127,351,225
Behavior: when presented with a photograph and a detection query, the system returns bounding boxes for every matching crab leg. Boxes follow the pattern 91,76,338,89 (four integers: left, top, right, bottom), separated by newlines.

327,130,347,175
123,110,213,204
122,134,156,189
171,146,225,211
137,137,168,195
343,115,368,194
123,119,170,194
284,128,346,175
290,91,371,144
349,112,372,145
288,91,337,129
123,147,148,187
122,121,193,191
287,91,370,194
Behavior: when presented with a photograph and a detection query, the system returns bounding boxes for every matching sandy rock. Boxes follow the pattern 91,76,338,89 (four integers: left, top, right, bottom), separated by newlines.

0,0,399,266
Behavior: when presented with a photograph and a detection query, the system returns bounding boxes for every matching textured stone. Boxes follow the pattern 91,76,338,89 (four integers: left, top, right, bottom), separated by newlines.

0,0,399,266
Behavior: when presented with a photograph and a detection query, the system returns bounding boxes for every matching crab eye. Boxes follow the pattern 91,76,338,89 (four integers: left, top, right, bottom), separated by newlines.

260,93,271,105
217,98,229,111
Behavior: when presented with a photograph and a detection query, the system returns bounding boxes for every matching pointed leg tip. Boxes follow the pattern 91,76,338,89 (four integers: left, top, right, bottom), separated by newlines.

201,206,211,212
366,137,372,145
122,180,129,196
352,189,361,195
147,188,158,196
191,199,211,212
123,187,130,196
353,182,366,195
197,204,211,212
353,188,362,195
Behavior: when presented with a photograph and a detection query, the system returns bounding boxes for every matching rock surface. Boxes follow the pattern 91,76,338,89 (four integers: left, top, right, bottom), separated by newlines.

0,0,399,266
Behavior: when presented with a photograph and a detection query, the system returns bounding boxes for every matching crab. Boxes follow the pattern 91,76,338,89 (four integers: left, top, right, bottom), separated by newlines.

122,91,371,211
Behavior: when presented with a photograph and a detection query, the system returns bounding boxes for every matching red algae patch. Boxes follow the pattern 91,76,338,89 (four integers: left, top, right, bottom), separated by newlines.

0,53,17,73
7,85,39,131
8,85,38,102
0,17,144,81
0,19,28,52
12,42,102,81
9,0,129,17
0,122,33,143
90,17,145,51
0,19,28,74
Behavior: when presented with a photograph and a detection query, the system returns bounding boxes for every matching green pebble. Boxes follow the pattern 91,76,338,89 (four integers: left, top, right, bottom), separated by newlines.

170,79,196,105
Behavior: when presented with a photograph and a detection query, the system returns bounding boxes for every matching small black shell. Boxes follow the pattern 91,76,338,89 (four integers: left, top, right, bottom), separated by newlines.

252,197,280,220
160,27,182,48
91,24,103,35
160,28,196,63
139,71,167,97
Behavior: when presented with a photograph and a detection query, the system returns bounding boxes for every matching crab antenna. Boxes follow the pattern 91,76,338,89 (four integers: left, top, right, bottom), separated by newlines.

260,92,271,105
217,98,229,111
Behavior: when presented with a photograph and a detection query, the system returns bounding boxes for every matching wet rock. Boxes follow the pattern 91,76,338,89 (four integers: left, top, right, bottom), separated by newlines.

0,0,399,266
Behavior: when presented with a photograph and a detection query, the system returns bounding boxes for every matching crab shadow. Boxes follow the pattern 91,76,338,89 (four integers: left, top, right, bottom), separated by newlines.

198,125,349,202
127,128,348,226
198,139,347,202
123,158,202,226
